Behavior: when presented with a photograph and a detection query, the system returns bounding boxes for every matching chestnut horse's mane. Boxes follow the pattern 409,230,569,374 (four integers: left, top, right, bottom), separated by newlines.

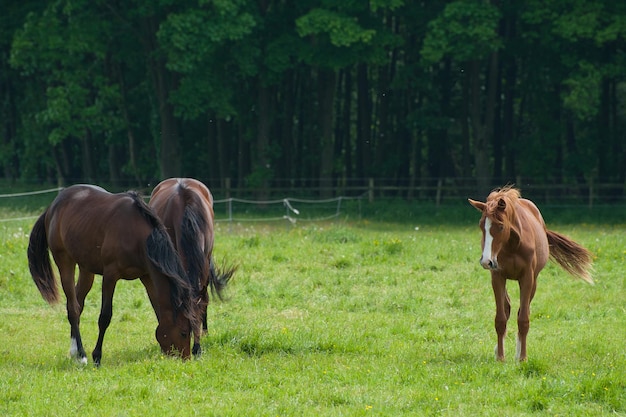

484,185,521,231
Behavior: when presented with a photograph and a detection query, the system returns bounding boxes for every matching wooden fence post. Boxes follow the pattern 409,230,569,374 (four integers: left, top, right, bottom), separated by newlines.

225,177,231,199
436,178,443,207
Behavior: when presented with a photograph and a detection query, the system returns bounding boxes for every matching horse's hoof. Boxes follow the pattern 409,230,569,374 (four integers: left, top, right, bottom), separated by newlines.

71,354,88,365
192,343,202,357
494,345,505,362
92,353,102,367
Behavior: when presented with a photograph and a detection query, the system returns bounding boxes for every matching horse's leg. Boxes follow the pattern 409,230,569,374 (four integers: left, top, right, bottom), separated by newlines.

192,336,202,357
491,273,509,361
55,256,88,364
140,276,160,321
76,268,95,314
192,290,209,357
92,274,118,366
516,275,536,362
202,289,209,333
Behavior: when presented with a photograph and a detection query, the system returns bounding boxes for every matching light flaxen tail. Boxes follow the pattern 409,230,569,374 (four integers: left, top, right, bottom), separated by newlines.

546,229,593,284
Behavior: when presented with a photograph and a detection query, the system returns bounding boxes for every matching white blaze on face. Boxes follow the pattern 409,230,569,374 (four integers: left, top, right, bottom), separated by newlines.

482,217,495,265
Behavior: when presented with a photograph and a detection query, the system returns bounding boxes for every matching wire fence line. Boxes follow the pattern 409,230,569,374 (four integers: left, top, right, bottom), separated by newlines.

0,215,40,223
0,187,365,225
213,195,365,224
0,187,63,198
0,187,64,223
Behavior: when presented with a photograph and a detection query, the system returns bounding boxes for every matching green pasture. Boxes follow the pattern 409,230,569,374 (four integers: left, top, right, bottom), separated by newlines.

0,197,624,416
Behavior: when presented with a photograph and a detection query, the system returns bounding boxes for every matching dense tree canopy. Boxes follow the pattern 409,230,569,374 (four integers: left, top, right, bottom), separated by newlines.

1,0,625,199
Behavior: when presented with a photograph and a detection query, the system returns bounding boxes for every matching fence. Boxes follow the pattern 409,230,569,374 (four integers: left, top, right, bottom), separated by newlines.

0,187,365,226
215,177,626,208
2,179,626,225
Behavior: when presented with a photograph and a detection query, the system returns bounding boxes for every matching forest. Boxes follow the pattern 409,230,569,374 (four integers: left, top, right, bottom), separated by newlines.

1,0,625,199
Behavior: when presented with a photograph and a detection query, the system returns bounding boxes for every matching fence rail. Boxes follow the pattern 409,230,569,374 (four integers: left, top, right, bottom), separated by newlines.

2,179,626,211
212,178,626,207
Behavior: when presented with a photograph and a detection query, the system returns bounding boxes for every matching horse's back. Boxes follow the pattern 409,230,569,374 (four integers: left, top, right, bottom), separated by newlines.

150,178,214,243
151,178,213,211
517,198,549,267
45,185,153,275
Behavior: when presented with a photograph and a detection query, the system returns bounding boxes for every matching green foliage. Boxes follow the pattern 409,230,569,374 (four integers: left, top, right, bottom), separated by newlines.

369,0,404,12
562,62,602,121
2,0,626,188
296,8,376,47
158,1,258,119
421,0,502,63
10,0,124,153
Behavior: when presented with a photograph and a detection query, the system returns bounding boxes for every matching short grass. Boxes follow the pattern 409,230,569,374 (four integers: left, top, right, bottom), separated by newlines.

0,203,624,416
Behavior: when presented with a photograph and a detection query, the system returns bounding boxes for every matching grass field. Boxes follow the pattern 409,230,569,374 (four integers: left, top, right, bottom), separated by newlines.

0,196,624,416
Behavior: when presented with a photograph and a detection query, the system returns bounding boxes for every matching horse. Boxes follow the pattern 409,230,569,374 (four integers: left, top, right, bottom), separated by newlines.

27,184,201,365
149,178,235,357
468,185,593,362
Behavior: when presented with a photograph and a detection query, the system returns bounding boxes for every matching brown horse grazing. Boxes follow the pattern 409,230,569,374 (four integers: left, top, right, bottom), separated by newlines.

149,178,235,357
468,186,593,362
27,184,201,365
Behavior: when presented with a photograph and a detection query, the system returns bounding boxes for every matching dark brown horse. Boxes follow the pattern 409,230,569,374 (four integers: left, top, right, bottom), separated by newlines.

150,178,235,357
27,184,201,365
469,186,593,361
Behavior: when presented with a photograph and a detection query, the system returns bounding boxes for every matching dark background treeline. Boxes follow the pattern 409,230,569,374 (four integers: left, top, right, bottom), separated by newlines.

1,0,625,200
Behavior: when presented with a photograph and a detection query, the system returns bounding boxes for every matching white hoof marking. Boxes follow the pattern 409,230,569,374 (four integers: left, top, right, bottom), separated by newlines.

70,338,79,357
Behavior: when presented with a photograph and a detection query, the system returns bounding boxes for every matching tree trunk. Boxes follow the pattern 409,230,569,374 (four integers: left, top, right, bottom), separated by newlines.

503,53,517,180
408,94,422,200
255,80,272,198
429,58,452,184
502,10,517,180
356,63,372,180
469,59,489,194
461,67,471,181
216,118,228,188
81,129,95,183
142,15,180,180
206,115,218,187
342,69,352,180
108,143,121,187
155,63,180,179
318,68,336,197
469,51,499,195
52,144,71,186
237,121,246,191
281,69,296,179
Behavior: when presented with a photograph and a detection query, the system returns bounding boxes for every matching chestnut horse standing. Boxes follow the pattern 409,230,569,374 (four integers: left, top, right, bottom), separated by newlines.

469,186,593,361
28,185,201,365
150,178,235,357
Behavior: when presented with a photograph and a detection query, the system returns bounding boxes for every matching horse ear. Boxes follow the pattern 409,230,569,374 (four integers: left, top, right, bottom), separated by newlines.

497,198,507,211
468,199,486,212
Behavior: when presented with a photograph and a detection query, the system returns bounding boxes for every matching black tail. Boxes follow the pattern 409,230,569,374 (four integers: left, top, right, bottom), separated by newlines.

181,204,210,295
208,256,236,301
27,210,59,303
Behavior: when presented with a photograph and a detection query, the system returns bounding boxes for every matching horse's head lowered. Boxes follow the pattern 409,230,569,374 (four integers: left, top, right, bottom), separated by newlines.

155,311,192,358
468,187,521,271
